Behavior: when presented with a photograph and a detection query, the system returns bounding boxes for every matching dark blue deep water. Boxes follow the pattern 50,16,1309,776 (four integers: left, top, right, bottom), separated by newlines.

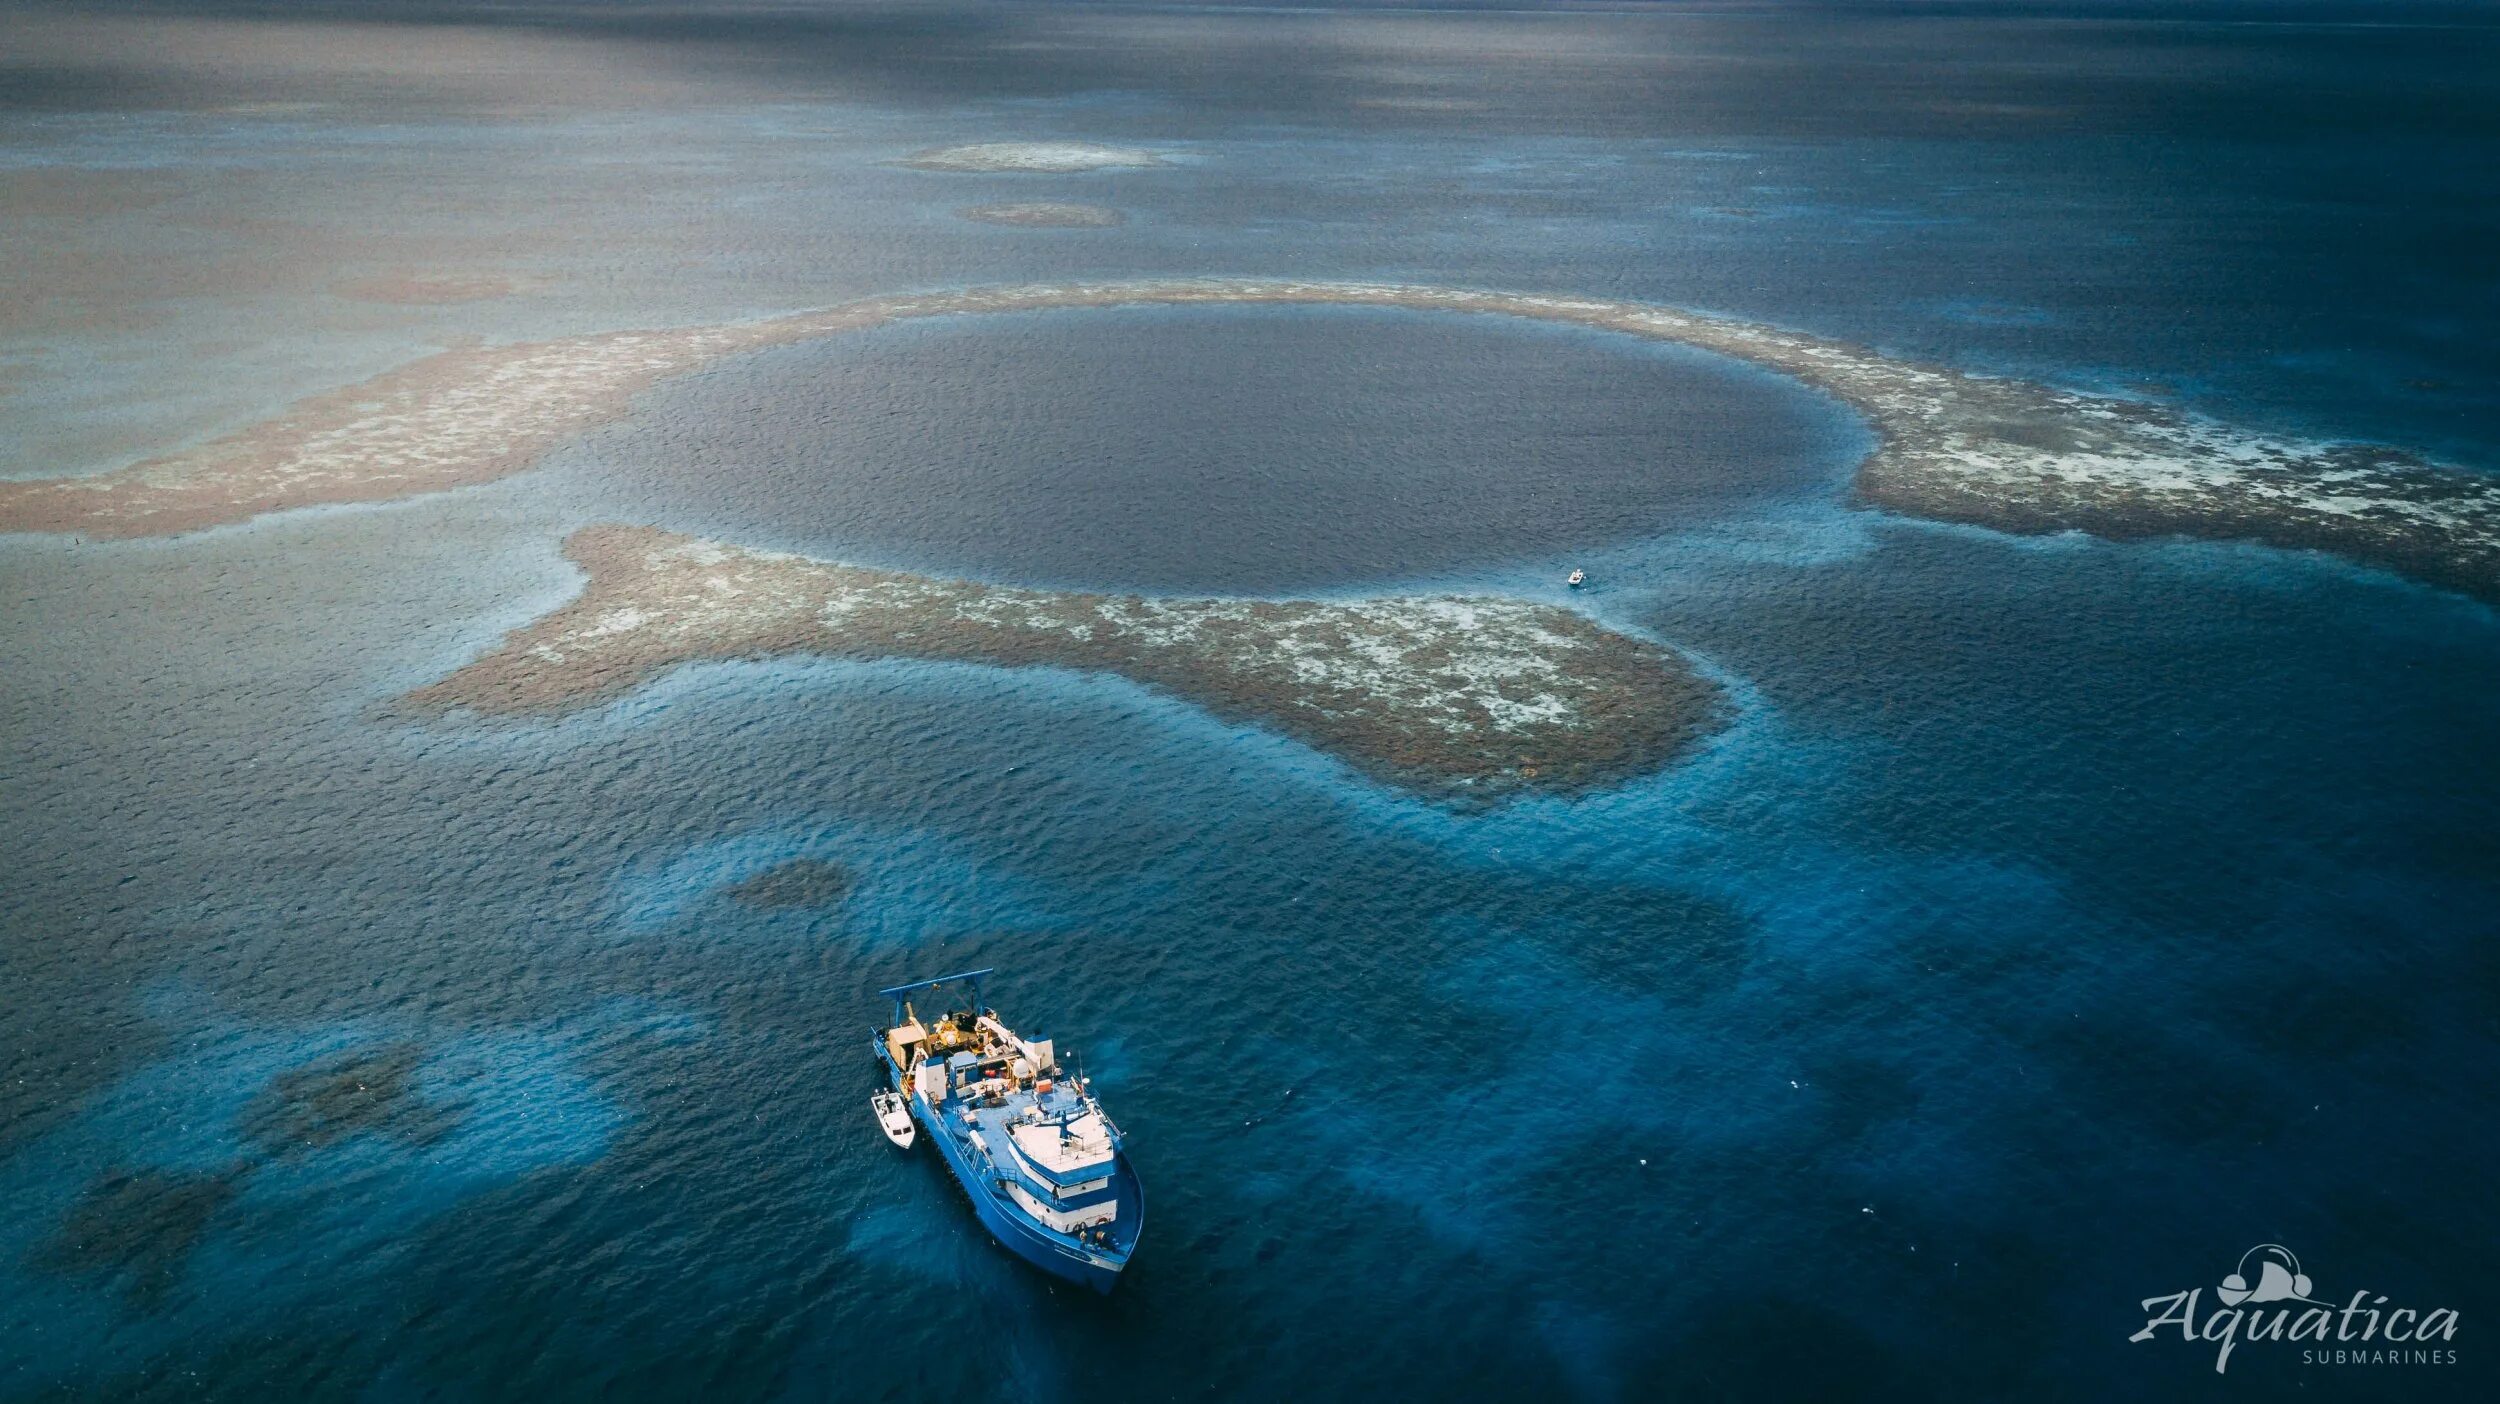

2,3,2497,1401
572,305,1856,594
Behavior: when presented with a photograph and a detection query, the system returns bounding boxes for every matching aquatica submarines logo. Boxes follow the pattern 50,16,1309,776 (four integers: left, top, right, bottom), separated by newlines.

2130,1245,2461,1374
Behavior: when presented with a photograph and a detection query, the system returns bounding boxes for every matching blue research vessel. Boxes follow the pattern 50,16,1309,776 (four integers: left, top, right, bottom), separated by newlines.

874,970,1143,1291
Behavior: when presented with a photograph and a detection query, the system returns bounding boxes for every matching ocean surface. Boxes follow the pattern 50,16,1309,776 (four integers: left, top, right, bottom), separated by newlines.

2,3,2496,1399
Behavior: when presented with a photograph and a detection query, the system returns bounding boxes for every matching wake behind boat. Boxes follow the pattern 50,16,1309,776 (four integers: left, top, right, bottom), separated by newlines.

873,969,1142,1292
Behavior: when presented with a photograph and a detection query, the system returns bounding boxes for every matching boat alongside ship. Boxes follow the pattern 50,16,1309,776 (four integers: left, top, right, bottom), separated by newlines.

872,969,1143,1292
870,1089,915,1149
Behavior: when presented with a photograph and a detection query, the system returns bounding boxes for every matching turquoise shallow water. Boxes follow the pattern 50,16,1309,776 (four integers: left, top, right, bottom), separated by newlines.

3,3,2498,1400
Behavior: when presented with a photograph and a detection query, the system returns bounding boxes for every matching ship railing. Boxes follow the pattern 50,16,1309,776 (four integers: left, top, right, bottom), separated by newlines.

1084,1091,1124,1145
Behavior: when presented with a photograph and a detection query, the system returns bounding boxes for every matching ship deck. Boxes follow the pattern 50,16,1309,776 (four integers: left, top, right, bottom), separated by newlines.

943,1095,1140,1249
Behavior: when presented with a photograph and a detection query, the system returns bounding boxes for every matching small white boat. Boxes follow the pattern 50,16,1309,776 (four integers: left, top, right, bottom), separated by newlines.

871,1089,916,1149
1566,568,1586,588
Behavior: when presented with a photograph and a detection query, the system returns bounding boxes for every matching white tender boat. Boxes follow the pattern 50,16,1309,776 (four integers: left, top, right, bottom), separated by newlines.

871,1089,916,1149
1566,568,1586,588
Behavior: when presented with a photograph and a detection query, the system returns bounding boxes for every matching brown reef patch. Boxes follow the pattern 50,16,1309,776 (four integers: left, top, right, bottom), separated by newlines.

956,202,1125,228
405,525,1724,803
724,858,855,909
32,1168,239,1310
237,1042,462,1155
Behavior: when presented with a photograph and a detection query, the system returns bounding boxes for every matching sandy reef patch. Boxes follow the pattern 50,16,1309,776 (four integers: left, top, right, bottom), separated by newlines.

900,142,1167,173
330,273,528,305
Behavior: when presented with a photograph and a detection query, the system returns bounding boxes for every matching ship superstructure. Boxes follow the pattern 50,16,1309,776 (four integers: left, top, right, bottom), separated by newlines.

873,969,1142,1292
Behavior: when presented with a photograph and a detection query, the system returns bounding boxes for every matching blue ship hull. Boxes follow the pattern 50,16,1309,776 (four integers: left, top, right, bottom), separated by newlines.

876,1035,1142,1293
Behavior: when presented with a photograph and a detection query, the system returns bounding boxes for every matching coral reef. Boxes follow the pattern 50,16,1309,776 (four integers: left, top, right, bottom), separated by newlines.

407,525,1724,802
